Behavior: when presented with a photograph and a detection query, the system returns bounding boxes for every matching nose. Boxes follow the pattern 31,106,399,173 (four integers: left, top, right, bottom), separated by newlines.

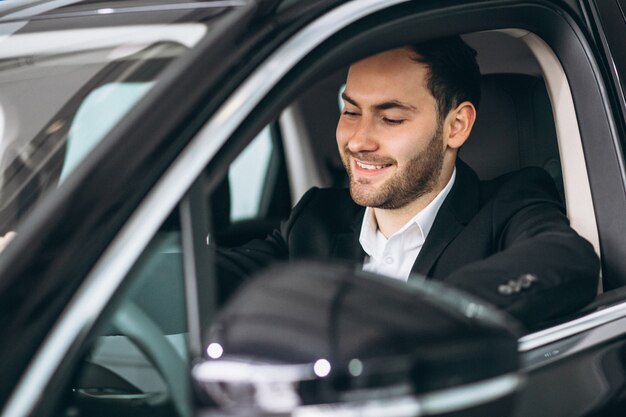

345,118,378,154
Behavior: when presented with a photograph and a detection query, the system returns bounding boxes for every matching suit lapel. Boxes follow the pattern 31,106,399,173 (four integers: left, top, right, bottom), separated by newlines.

410,204,463,276
410,160,481,278
330,206,366,262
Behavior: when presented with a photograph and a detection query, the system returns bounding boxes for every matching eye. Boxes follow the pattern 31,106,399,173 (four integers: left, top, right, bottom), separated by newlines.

383,117,405,125
342,110,360,117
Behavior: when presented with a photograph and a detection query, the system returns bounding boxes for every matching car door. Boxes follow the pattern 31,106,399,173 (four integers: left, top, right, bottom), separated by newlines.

170,0,626,415
0,1,265,414
6,0,626,416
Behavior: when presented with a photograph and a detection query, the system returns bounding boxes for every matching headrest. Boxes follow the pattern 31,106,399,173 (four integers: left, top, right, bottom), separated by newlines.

460,74,561,191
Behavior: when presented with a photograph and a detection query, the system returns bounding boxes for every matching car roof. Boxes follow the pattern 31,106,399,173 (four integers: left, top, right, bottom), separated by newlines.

0,0,587,31
0,0,250,21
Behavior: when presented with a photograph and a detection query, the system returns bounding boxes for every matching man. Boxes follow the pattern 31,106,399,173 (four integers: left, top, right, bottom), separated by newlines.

219,37,599,326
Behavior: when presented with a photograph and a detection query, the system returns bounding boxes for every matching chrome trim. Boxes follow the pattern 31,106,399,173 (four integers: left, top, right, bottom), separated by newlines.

95,1,248,13
519,314,626,371
1,1,411,417
419,373,521,415
294,373,522,417
193,357,319,412
295,397,423,417
519,300,626,352
193,358,521,416
193,358,317,383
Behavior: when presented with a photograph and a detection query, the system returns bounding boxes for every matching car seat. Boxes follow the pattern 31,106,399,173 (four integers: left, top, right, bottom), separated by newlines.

460,73,563,201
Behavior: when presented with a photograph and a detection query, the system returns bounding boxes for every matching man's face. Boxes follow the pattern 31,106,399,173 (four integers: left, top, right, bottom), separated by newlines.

336,48,448,209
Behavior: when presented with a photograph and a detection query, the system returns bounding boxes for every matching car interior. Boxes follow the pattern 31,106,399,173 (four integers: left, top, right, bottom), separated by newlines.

45,27,605,417
214,29,601,286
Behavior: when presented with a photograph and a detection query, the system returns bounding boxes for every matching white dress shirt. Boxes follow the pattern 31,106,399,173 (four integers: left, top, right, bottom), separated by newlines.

360,169,456,281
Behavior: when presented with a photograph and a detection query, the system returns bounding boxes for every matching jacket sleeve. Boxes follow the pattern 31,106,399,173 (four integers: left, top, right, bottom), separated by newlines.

442,168,600,327
215,188,320,303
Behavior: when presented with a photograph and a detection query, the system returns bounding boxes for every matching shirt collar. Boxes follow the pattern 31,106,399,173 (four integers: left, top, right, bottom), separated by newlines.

359,168,457,256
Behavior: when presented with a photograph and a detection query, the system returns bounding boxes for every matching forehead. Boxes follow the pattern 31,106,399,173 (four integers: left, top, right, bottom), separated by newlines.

345,47,432,103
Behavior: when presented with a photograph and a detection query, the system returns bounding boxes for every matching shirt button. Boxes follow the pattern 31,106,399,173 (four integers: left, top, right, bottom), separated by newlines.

385,257,394,264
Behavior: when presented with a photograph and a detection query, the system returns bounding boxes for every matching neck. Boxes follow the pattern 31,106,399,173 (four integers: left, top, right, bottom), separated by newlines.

374,163,455,238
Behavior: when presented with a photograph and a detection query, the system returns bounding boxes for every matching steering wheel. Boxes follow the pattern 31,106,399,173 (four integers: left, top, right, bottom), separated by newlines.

111,301,191,417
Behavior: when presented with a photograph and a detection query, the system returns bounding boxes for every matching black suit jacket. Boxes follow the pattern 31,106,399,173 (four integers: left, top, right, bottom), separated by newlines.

218,160,599,326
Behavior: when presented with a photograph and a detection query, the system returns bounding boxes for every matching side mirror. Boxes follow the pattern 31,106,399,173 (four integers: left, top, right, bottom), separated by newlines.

193,261,524,416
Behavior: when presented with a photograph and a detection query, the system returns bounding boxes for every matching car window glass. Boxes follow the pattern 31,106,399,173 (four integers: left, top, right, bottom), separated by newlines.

0,23,208,234
53,216,191,417
212,123,291,248
59,81,155,181
228,127,273,222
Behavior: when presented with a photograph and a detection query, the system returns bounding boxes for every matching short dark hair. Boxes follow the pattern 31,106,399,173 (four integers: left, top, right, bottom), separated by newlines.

410,36,481,120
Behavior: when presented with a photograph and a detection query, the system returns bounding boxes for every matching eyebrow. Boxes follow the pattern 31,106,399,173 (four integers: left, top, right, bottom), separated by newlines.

341,92,416,112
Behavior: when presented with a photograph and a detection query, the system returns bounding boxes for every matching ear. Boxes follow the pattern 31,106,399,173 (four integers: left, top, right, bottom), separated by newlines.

445,101,476,150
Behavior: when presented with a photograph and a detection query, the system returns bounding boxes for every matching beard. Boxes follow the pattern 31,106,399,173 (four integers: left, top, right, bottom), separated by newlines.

342,123,445,210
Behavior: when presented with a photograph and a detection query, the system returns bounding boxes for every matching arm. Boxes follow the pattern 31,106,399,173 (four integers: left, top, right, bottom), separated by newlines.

443,168,600,326
215,188,320,303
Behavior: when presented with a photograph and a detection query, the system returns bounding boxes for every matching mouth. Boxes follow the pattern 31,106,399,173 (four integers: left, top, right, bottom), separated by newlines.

355,160,391,170
353,158,394,175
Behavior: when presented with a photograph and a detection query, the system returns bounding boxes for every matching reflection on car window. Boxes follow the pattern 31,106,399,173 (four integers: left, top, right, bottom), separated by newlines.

59,81,155,181
0,23,208,234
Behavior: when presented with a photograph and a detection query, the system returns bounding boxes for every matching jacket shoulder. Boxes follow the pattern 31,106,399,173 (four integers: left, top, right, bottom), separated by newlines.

282,187,362,258
287,187,360,229
480,166,563,206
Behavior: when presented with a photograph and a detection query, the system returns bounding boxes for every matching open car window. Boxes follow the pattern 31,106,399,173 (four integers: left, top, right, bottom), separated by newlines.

52,211,191,417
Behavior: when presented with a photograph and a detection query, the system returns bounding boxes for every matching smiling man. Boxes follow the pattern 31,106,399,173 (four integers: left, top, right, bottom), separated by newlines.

219,36,599,326
338,48,460,218
336,45,477,280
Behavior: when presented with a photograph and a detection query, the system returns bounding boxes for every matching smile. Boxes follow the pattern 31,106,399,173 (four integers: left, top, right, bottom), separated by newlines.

355,160,392,171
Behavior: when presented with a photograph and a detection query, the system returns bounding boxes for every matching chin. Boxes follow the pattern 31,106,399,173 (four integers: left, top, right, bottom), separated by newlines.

349,185,384,208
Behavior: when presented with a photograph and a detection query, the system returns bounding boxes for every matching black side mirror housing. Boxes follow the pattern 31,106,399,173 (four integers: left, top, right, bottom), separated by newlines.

194,261,524,416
